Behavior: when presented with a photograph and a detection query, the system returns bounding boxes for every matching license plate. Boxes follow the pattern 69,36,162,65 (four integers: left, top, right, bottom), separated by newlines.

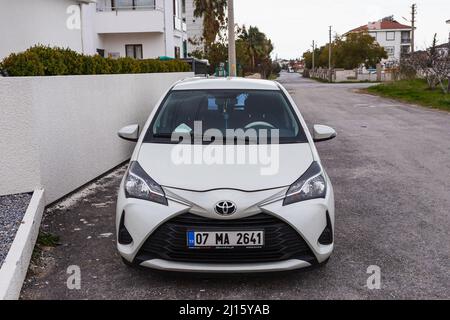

187,231,264,248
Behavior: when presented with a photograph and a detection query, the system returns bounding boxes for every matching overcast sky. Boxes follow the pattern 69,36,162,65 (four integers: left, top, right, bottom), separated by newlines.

234,0,450,59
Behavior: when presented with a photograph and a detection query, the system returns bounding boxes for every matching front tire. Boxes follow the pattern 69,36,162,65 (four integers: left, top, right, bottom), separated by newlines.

318,257,330,267
121,257,134,267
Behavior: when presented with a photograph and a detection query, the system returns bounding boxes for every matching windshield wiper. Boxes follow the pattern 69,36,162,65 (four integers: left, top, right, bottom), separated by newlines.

152,133,173,138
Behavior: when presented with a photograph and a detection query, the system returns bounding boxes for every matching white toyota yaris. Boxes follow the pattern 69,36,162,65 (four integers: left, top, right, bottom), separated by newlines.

116,77,336,273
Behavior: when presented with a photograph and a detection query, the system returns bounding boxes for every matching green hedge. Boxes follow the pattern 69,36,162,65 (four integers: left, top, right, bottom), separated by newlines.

0,45,191,76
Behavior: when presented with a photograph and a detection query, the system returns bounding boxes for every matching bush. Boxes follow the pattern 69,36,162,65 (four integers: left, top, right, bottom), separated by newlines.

0,51,45,76
0,45,191,76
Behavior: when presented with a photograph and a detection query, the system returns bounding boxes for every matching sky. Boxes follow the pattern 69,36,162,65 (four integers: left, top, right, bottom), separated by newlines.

234,0,450,59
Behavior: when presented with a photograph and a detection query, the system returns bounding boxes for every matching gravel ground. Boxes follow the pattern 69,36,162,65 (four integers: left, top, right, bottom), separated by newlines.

0,193,32,267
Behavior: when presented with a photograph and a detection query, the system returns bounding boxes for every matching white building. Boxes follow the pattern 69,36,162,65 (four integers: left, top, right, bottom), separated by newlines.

184,0,204,55
347,17,412,66
435,42,450,56
0,0,188,60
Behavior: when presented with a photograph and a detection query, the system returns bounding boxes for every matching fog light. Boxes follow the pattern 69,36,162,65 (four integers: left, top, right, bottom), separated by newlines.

318,212,333,245
118,211,133,245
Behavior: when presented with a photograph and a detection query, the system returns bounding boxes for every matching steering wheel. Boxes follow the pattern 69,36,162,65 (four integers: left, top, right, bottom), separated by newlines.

245,121,276,130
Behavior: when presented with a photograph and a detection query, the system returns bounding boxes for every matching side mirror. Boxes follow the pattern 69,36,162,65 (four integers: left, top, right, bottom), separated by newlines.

118,124,139,142
313,125,336,142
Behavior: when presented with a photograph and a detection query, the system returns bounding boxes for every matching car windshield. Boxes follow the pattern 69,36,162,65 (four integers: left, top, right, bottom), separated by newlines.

145,89,307,144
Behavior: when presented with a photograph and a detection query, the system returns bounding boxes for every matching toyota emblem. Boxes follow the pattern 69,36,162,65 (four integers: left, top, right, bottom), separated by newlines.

215,201,237,216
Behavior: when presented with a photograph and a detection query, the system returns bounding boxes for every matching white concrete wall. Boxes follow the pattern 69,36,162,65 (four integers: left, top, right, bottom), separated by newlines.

334,70,357,82
163,0,175,57
81,2,105,56
0,0,85,59
310,68,393,82
0,80,41,193
0,72,193,203
94,9,165,34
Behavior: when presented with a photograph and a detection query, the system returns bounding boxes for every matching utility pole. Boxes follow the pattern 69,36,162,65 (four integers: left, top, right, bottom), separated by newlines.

328,26,332,82
447,19,450,46
312,40,315,71
411,4,417,53
227,0,237,77
446,19,450,93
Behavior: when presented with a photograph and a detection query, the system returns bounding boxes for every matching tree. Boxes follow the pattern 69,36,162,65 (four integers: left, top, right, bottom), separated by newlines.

193,24,275,78
333,33,387,69
302,32,387,70
239,26,270,70
302,47,321,69
193,0,227,54
403,34,450,94
238,26,274,76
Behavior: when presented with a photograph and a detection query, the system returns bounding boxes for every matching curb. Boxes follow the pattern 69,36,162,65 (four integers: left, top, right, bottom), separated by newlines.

0,189,45,300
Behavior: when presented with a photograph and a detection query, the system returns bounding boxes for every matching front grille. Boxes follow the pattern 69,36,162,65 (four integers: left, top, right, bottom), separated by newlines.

134,213,317,264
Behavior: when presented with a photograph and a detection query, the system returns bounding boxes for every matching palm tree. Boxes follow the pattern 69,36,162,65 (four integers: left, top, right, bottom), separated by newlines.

193,0,227,53
239,26,273,71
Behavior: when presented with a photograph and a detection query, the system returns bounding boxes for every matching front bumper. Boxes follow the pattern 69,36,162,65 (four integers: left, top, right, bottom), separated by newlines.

140,259,312,273
116,177,335,273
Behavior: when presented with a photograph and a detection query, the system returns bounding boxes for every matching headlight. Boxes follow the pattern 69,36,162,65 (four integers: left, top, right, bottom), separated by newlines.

125,161,168,205
283,161,327,206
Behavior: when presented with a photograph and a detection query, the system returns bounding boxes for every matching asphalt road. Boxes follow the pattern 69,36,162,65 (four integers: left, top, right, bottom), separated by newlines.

21,72,450,299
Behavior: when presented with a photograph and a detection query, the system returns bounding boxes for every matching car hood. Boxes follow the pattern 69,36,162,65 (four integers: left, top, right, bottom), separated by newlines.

137,143,313,191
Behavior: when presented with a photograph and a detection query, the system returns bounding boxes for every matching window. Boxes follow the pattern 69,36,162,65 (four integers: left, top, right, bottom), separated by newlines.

125,44,143,59
174,46,181,59
183,40,188,58
385,46,395,57
112,0,155,10
135,0,155,8
146,90,307,144
96,49,105,58
401,45,411,55
386,31,395,41
109,52,120,59
173,0,179,16
401,31,411,44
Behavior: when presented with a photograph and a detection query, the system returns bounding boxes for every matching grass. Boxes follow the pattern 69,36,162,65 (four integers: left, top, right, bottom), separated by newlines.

31,231,60,261
366,79,450,112
37,232,60,247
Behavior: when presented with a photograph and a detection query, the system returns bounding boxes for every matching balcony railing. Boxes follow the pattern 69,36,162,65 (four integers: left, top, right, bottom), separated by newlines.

96,5,162,12
401,38,411,44
95,4,165,34
174,16,182,31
